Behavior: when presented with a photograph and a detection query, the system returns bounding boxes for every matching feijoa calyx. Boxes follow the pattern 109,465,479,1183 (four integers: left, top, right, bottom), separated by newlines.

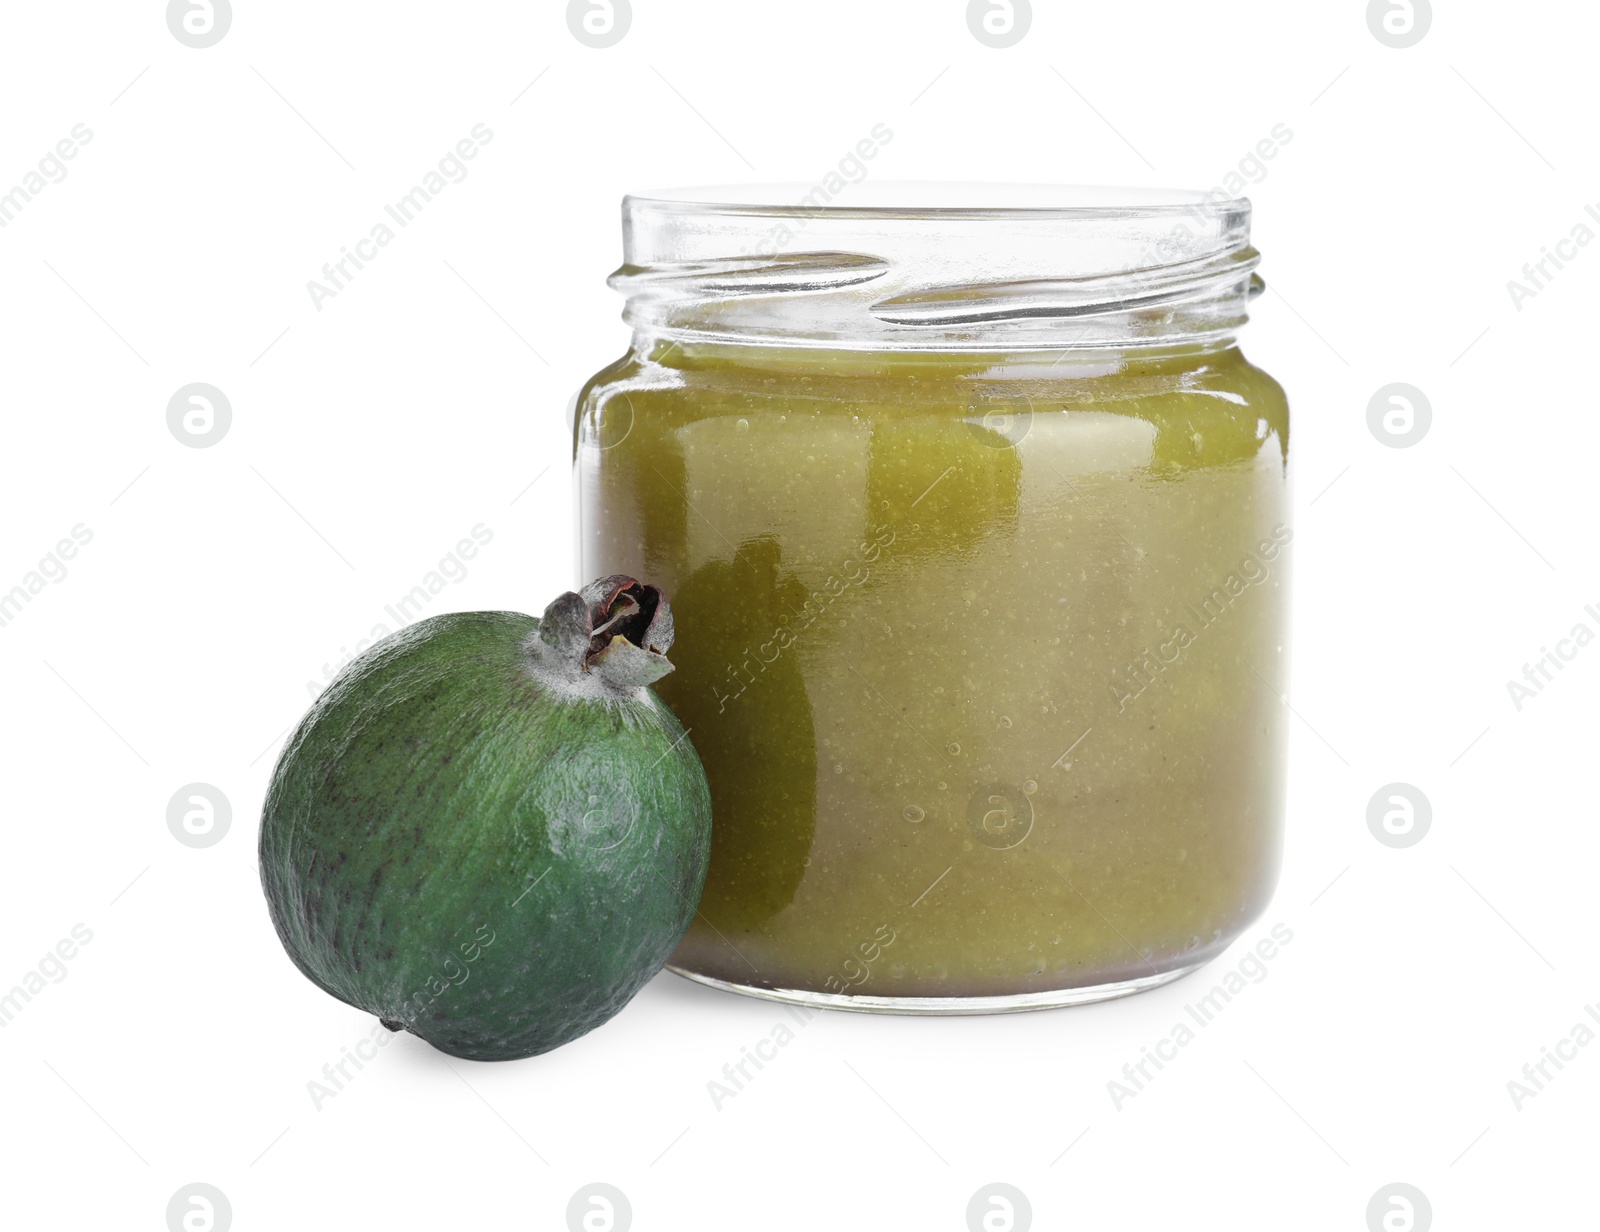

259,576,712,1061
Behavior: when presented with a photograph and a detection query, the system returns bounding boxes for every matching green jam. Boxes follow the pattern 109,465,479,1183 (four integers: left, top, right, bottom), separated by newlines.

577,339,1290,1002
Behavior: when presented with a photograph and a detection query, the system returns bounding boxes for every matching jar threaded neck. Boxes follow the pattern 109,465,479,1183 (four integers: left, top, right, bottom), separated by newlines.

612,185,1262,352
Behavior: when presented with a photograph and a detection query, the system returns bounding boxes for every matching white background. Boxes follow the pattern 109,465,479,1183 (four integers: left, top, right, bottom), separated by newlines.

0,1,1593,1229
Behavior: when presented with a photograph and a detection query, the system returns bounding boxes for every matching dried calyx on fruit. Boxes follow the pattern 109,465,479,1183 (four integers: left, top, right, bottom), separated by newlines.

529,574,676,691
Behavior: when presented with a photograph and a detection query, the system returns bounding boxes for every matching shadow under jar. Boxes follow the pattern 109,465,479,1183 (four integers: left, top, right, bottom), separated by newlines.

575,185,1291,1013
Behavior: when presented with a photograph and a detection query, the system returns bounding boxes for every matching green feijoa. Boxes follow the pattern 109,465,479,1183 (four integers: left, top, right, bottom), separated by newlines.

259,576,712,1061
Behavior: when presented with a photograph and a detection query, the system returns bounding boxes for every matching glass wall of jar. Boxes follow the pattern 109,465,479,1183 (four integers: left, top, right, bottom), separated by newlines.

575,186,1291,1013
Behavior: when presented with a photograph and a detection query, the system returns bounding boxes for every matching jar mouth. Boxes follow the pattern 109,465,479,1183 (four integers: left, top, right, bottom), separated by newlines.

615,182,1261,352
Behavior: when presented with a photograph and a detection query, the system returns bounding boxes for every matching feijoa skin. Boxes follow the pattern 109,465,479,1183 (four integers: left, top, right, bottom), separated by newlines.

259,578,712,1061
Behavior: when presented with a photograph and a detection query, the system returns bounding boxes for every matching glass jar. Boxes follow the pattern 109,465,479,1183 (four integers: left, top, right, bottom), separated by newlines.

575,186,1290,1013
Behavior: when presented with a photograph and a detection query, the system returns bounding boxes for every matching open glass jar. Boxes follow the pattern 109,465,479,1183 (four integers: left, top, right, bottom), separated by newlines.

575,186,1290,1013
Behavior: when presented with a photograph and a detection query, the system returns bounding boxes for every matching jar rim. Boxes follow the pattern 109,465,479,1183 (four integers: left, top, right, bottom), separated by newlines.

627,182,1244,219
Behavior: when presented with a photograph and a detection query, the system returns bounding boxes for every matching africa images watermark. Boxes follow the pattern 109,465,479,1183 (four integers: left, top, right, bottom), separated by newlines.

1505,999,1600,1111
0,123,93,231
1107,523,1292,712
306,924,495,1110
706,1001,823,1111
712,524,896,714
1505,201,1600,312
1503,602,1599,711
1106,922,1293,1110
306,123,495,310
0,924,94,1029
740,122,895,257
305,523,494,696
1143,123,1295,265
305,1019,404,1111
0,524,94,632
